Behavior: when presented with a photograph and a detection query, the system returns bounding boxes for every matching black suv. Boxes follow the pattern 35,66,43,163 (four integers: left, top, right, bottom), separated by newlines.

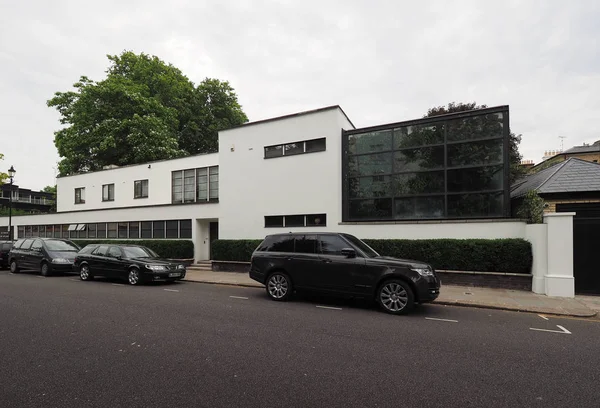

9,238,80,276
250,232,440,315
73,244,187,285
0,241,13,269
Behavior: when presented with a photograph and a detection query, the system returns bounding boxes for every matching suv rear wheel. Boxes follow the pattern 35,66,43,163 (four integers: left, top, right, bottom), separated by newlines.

266,272,292,301
377,279,414,315
10,260,19,274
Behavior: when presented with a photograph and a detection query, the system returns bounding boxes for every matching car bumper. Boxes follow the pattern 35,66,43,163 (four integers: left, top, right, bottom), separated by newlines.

415,277,441,303
144,270,186,281
50,263,76,273
249,268,265,285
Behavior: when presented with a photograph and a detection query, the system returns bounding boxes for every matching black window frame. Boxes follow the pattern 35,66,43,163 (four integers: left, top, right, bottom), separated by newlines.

171,166,219,204
134,179,149,199
74,187,85,204
265,213,327,228
102,184,115,202
264,137,326,159
341,106,510,222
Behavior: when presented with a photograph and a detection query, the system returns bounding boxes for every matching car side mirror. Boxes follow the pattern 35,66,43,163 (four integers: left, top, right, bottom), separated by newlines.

341,248,356,258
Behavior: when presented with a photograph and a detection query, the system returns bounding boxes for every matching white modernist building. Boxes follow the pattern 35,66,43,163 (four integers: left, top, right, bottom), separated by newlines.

0,106,576,297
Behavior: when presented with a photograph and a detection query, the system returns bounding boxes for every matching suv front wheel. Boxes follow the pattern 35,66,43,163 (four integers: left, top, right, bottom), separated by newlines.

266,272,293,301
10,260,19,274
377,279,414,315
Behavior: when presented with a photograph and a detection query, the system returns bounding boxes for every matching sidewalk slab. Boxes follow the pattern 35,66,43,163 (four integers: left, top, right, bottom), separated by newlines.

184,270,598,318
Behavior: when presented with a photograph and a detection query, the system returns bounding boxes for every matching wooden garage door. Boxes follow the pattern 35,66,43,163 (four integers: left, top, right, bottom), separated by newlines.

556,203,600,294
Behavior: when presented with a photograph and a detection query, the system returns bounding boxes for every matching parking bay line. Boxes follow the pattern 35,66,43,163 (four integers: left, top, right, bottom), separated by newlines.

316,305,343,310
538,314,549,321
425,317,458,323
530,325,571,334
229,296,249,300
164,289,180,292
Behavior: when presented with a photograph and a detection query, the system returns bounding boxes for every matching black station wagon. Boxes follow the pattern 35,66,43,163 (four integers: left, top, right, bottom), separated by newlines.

73,244,187,285
250,232,440,314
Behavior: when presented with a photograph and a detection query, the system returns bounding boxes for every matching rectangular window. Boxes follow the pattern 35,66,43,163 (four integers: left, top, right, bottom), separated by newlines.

209,166,219,200
306,214,326,226
264,145,283,158
166,220,178,238
295,235,318,254
134,180,149,199
265,216,284,228
88,223,97,239
172,171,183,203
153,221,165,239
62,225,69,238
305,138,326,153
180,220,192,238
128,222,140,239
118,223,128,238
25,226,32,238
141,222,152,239
107,223,117,238
44,225,53,238
265,137,327,159
18,226,24,238
75,187,85,204
54,225,61,238
284,215,305,227
96,223,107,239
39,226,46,237
32,225,39,237
196,168,208,201
77,224,87,238
102,184,115,202
284,142,303,156
184,170,195,203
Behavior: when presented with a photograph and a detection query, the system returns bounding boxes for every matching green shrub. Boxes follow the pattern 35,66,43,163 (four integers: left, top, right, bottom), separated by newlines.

211,240,262,262
211,238,532,274
72,240,194,259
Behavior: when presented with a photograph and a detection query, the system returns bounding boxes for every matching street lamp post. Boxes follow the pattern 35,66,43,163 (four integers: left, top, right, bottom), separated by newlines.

7,166,15,241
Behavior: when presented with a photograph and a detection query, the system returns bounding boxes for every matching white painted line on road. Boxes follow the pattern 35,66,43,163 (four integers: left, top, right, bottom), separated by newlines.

36,276,45,279
425,317,458,323
164,289,179,292
538,314,549,321
316,305,342,310
111,283,125,287
229,296,248,300
530,325,571,334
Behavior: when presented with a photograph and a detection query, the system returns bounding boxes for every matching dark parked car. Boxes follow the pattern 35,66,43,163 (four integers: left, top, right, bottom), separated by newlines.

73,244,187,285
250,232,440,315
9,238,81,276
0,241,14,269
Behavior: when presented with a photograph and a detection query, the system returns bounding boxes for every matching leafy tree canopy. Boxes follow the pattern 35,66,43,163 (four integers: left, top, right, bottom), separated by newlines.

0,153,8,185
424,102,526,183
48,51,248,176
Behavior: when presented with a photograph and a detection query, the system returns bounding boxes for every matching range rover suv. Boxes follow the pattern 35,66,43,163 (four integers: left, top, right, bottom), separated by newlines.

250,232,440,315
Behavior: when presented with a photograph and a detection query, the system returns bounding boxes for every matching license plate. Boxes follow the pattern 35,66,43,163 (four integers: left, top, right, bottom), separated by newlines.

168,273,181,277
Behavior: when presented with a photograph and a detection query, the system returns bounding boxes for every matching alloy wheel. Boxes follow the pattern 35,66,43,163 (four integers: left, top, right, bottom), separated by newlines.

10,261,18,273
380,282,408,312
267,274,289,299
128,269,140,285
80,265,90,281
41,263,50,277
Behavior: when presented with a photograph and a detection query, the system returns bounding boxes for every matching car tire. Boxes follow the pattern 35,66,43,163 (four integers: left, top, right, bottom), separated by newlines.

10,260,19,274
79,264,93,281
41,262,51,277
266,271,293,301
127,268,142,286
376,279,414,315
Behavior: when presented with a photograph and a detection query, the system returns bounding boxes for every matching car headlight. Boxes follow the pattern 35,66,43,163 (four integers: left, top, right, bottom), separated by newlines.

177,264,185,270
145,264,167,271
52,258,71,264
412,267,434,277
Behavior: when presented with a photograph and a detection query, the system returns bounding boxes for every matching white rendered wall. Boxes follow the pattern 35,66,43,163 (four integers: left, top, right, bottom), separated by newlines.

56,153,218,212
525,224,548,294
544,212,575,297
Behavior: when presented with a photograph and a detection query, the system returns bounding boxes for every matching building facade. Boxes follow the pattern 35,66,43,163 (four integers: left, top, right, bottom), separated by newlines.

1,105,525,261
0,184,54,213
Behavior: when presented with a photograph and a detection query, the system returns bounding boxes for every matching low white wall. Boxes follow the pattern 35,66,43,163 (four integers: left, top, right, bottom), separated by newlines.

544,213,575,297
526,224,548,294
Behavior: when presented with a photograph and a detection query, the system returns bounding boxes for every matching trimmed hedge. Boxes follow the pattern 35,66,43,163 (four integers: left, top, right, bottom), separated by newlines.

210,238,533,274
72,240,194,259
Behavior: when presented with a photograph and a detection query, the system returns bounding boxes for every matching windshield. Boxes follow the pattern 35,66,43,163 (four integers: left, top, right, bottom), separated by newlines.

341,234,380,258
45,240,80,252
122,246,157,259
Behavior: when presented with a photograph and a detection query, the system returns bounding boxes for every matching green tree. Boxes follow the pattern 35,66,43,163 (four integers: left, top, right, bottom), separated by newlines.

424,102,526,183
48,51,248,176
0,153,8,185
517,190,545,224
42,185,57,212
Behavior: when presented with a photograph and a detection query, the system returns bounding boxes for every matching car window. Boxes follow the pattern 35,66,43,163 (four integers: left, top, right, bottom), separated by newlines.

13,240,24,249
107,246,122,258
260,236,295,253
93,245,109,256
340,234,379,258
1,243,12,251
45,240,80,252
78,245,98,255
295,235,318,254
319,235,350,256
122,246,154,259
31,240,43,251
20,239,34,250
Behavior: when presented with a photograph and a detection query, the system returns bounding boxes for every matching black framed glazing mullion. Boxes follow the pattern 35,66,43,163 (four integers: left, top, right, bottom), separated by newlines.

443,120,448,218
502,109,511,217
341,129,349,222
391,128,396,220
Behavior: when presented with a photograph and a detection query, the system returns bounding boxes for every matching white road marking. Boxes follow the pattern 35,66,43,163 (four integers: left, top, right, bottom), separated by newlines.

229,296,249,300
316,305,342,310
36,276,44,279
164,289,179,292
538,314,549,321
529,325,571,334
425,317,458,323
70,279,80,282
111,283,125,287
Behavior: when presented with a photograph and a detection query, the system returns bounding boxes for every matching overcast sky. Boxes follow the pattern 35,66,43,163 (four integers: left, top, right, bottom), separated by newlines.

1,0,599,190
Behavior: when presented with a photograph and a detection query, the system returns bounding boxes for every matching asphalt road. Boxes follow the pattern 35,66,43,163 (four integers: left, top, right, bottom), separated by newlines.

1,270,599,408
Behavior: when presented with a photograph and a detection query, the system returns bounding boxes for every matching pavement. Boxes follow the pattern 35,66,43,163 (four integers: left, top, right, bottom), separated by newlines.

184,269,599,318
2,269,600,408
